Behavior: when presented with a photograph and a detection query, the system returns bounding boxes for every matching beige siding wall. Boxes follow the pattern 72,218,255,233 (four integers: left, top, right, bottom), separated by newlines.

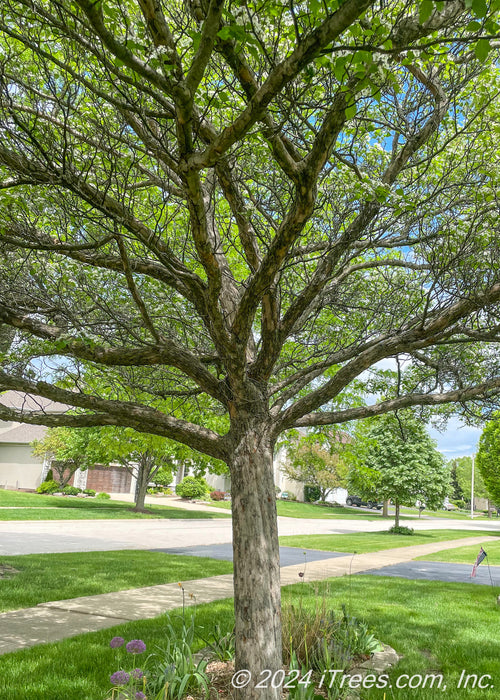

0,444,43,490
205,473,231,493
273,446,304,500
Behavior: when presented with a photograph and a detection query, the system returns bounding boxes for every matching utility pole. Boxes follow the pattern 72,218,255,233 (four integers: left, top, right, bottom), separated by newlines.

471,453,475,520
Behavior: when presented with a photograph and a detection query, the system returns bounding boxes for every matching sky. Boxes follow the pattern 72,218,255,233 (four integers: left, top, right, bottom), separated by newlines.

428,417,481,460
370,360,483,460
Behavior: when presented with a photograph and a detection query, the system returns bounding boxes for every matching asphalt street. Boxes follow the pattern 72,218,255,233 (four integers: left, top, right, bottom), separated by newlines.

1,511,500,556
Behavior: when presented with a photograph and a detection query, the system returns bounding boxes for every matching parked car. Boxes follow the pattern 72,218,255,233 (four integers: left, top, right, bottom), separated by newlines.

346,495,383,510
442,501,458,511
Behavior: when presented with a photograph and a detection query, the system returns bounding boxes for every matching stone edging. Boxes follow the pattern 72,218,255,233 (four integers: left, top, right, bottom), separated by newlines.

346,643,402,698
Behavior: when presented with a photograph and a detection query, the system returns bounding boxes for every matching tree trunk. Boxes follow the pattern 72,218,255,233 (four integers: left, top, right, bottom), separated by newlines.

395,499,400,528
383,499,389,517
230,424,282,700
133,453,153,512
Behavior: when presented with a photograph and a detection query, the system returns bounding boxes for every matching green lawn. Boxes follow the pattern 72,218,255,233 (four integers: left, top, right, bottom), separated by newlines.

416,539,500,564
0,551,233,612
0,489,229,520
1,576,499,700
401,506,492,520
208,499,409,520
280,529,500,553
285,577,500,700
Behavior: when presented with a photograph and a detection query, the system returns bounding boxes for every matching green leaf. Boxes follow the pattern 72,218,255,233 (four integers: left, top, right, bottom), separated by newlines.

475,38,491,61
333,57,348,82
471,0,488,17
419,0,434,24
345,103,357,120
309,0,322,15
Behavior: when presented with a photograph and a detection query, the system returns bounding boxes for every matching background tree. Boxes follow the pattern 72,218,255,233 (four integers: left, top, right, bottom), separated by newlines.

349,413,449,526
35,425,216,511
283,431,348,502
1,2,500,696
448,459,465,502
32,426,101,488
89,428,178,511
448,455,488,506
477,416,500,506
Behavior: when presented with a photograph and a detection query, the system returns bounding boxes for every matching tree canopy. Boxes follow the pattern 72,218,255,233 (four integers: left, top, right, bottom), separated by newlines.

448,454,488,503
1,1,500,697
283,430,348,502
348,412,449,525
32,425,101,486
477,415,500,505
1,1,500,447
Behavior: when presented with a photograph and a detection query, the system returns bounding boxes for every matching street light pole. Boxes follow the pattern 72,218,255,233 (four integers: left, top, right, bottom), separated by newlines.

470,453,475,520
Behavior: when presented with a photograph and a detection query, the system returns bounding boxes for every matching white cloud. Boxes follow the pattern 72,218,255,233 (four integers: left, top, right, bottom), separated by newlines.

428,418,481,458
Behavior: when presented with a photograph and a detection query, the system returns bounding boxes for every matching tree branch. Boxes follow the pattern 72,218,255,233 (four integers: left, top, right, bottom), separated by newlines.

288,379,500,430
277,282,500,430
0,304,225,403
0,372,227,460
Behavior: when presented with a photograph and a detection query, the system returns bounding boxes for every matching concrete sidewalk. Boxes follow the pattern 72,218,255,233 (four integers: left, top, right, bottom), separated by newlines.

0,535,497,656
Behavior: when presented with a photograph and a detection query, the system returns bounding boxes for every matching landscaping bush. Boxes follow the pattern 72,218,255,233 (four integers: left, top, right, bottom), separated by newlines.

282,599,381,672
210,490,225,501
388,525,414,536
147,486,173,495
96,492,111,499
35,480,59,495
175,476,209,499
44,468,54,482
304,485,321,502
62,485,81,496
83,488,96,497
151,467,173,488
200,622,235,661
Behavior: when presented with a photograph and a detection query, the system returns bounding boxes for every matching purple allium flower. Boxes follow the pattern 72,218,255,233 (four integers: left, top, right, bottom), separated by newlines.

135,693,147,700
126,639,146,654
131,668,144,679
110,636,125,649
110,670,130,686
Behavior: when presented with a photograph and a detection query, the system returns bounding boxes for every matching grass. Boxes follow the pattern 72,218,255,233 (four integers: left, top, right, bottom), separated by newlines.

0,551,233,612
208,499,411,520
284,576,500,700
0,600,233,700
1,576,499,699
0,489,230,520
401,506,493,520
210,498,496,522
416,539,500,564
279,529,500,553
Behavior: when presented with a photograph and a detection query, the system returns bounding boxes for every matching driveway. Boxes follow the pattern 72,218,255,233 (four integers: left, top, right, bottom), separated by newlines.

361,560,500,587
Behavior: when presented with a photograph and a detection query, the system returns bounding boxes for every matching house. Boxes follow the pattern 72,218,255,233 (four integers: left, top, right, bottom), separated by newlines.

0,391,134,494
0,391,342,502
0,392,67,490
